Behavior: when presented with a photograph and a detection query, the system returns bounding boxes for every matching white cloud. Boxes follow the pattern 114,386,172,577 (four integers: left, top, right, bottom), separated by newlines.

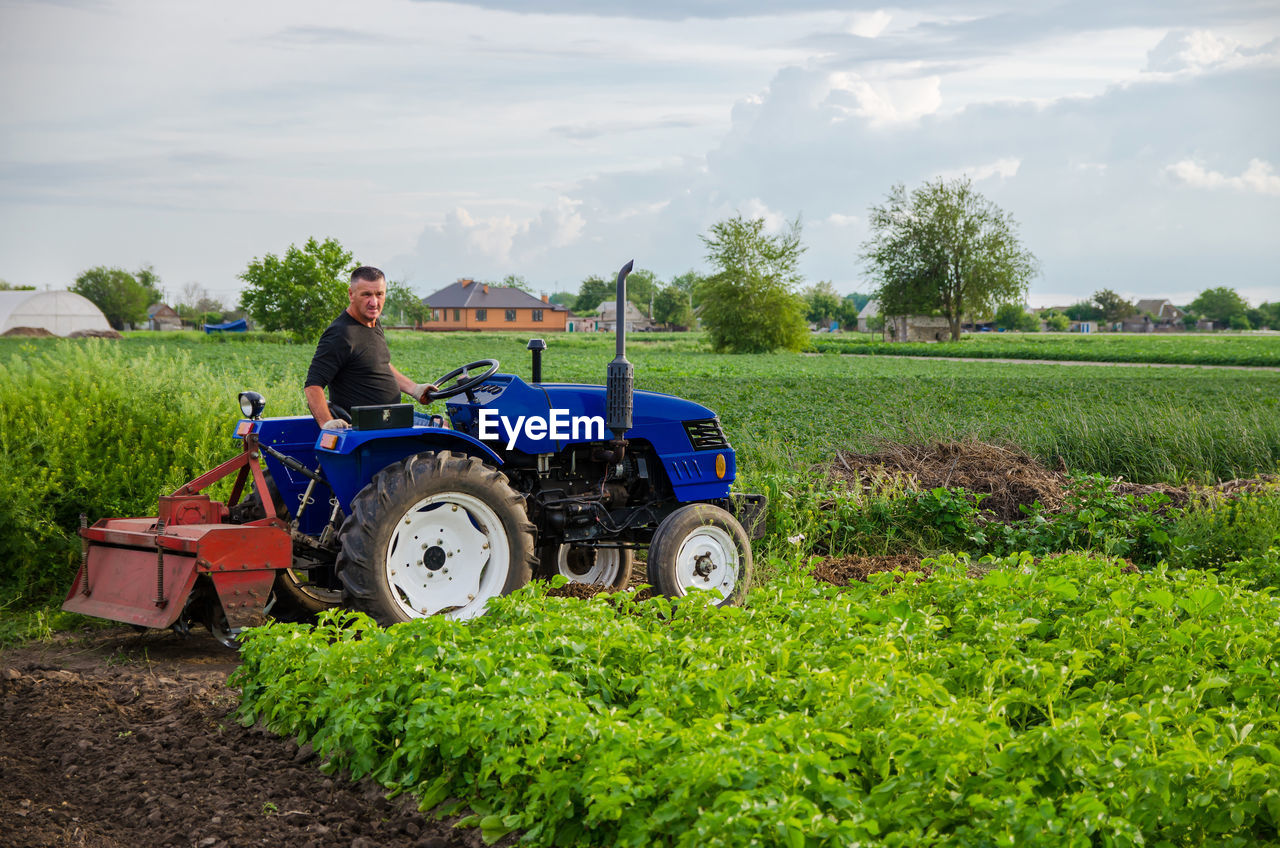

939,157,1021,182
1167,158,1280,197
825,213,859,226
845,10,892,39
826,72,943,125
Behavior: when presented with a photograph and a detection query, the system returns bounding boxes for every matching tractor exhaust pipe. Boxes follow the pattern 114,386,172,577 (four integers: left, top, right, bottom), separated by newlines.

604,260,634,463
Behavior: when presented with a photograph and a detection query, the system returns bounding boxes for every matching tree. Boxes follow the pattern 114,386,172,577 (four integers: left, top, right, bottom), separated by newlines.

574,275,613,315
652,286,694,328
1255,302,1280,330
385,280,429,326
995,303,1038,332
1190,286,1251,327
548,291,576,309
698,214,809,353
0,279,35,291
861,177,1038,341
134,263,164,304
1093,289,1134,324
1065,300,1103,322
803,281,842,326
488,273,532,293
1041,311,1071,332
71,266,151,329
623,268,660,317
239,237,355,341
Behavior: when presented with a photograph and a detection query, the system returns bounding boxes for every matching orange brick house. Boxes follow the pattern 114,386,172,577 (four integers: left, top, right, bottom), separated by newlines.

422,279,570,332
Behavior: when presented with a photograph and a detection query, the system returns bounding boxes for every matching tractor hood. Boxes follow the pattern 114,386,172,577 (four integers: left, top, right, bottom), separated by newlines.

539,382,717,429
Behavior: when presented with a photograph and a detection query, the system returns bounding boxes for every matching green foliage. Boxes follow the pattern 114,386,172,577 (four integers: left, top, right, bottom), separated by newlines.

0,279,36,291
994,303,1038,332
70,266,152,329
238,237,355,342
699,215,809,353
1229,314,1253,331
1166,492,1280,572
861,177,1038,341
1092,289,1134,323
1042,312,1071,332
548,291,576,308
575,275,612,315
1064,300,1103,322
384,281,429,326
809,330,1280,367
1191,286,1251,327
803,281,842,326
623,268,660,317
652,286,694,328
235,554,1280,847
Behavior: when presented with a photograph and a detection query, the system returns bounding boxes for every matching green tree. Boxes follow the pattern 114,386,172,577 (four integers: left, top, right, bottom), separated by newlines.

803,281,842,326
0,279,36,291
994,302,1038,332
834,296,863,331
1190,286,1251,327
575,275,613,315
1065,300,1103,322
861,177,1038,341
134,263,164,304
1256,302,1280,330
623,268,661,317
488,273,533,293
548,291,576,309
238,237,355,342
70,266,151,330
385,281,429,326
699,214,809,353
1093,289,1134,324
652,286,694,328
1042,311,1071,332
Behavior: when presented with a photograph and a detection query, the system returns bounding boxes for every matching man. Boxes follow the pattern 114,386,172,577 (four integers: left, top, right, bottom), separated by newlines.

304,266,436,430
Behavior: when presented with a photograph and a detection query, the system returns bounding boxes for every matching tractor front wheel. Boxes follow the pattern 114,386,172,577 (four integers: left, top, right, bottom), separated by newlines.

647,504,752,606
336,451,535,625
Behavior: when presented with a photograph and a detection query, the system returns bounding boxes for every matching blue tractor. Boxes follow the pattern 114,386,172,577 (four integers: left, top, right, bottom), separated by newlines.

64,262,766,639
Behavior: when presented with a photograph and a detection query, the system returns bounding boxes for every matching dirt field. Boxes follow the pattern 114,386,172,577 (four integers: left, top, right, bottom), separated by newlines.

0,628,488,848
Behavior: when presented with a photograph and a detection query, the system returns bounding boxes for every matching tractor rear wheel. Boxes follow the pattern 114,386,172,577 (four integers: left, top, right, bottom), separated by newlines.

647,504,752,606
538,544,633,591
336,451,535,625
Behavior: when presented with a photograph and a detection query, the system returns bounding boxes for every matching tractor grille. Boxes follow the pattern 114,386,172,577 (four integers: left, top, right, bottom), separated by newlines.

684,418,730,451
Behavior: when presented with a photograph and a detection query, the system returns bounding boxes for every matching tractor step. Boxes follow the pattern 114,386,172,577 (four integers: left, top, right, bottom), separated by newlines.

64,518,292,629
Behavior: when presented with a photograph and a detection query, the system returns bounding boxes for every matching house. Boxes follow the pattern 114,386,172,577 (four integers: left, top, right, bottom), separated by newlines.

593,300,651,333
422,279,569,332
147,303,183,331
1134,299,1187,329
856,299,880,333
887,314,952,342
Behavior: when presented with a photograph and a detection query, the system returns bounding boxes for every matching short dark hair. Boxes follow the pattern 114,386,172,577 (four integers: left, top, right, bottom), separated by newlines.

350,266,385,285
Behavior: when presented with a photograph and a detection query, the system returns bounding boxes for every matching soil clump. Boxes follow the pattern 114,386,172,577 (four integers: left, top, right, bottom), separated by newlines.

68,329,124,339
2,326,55,338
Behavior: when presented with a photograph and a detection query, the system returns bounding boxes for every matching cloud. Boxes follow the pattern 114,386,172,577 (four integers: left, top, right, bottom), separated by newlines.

939,157,1022,182
1144,29,1280,72
1166,158,1280,196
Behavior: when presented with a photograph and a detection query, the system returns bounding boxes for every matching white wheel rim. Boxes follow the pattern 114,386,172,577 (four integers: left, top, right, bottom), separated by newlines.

556,545,623,586
672,525,739,600
384,491,510,619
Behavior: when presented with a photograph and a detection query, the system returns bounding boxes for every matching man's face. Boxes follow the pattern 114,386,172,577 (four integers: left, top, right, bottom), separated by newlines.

348,277,386,325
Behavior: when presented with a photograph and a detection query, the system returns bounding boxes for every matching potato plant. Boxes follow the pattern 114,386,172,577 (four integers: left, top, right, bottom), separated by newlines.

234,554,1280,847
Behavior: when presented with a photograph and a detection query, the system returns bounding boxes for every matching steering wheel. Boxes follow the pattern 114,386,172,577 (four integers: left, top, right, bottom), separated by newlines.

425,359,500,402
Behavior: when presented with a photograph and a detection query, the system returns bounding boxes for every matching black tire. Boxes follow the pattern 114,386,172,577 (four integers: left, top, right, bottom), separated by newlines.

537,543,633,591
647,504,753,606
336,451,535,625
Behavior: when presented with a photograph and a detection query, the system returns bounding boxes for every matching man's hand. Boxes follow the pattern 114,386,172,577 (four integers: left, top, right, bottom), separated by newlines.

321,418,351,430
409,383,439,404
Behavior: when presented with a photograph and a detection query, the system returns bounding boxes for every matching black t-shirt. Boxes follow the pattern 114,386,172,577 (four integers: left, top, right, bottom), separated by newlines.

304,312,400,411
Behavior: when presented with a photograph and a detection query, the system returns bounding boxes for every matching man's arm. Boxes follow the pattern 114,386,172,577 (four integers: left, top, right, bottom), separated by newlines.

390,364,437,403
305,385,338,427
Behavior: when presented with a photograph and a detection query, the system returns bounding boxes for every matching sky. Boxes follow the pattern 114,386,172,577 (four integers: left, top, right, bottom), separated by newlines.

1,0,1278,309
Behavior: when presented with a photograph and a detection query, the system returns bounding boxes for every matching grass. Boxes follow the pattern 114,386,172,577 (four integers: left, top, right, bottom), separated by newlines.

810,330,1280,367
1,330,1278,611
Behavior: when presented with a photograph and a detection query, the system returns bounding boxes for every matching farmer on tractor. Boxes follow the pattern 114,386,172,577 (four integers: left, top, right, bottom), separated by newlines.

304,266,437,430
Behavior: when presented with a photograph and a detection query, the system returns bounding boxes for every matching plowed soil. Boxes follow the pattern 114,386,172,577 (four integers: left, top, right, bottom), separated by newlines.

1,628,492,848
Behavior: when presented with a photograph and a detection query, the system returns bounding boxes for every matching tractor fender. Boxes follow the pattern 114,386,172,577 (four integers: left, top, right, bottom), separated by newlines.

316,428,505,513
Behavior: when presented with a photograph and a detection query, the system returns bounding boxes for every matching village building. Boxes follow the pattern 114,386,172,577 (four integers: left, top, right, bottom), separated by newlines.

422,279,569,332
147,303,183,331
592,300,652,333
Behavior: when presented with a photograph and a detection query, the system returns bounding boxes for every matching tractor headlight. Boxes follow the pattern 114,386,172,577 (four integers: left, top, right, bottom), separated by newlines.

238,391,266,419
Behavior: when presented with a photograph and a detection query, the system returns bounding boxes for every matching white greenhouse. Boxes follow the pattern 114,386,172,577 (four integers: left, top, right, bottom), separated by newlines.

0,290,112,336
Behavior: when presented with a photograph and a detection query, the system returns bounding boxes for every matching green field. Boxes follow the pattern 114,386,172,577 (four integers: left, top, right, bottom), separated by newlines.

4,330,1279,845
811,330,1280,367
